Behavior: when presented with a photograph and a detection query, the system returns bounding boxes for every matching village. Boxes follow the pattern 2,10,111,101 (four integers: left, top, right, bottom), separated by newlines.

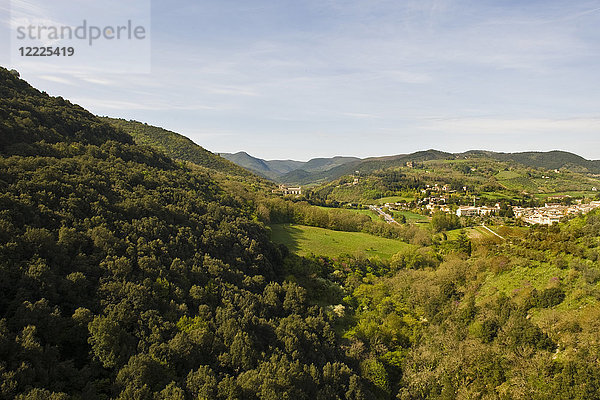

382,196,600,226
512,201,600,225
274,183,600,226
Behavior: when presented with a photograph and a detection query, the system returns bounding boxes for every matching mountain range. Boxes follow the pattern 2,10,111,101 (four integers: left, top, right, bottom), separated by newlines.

219,152,360,181
219,149,600,185
91,116,600,186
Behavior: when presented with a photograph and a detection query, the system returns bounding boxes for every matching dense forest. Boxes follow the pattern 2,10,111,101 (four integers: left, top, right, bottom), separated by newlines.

3,67,600,399
98,118,254,179
0,68,371,399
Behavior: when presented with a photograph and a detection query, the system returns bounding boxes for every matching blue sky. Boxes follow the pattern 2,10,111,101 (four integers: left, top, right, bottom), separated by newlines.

2,0,600,160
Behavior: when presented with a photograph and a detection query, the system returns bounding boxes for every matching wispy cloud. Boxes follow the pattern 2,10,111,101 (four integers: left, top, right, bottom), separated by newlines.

206,85,260,97
340,112,380,119
37,75,75,85
79,77,116,86
72,97,228,112
8,0,600,160
421,117,600,135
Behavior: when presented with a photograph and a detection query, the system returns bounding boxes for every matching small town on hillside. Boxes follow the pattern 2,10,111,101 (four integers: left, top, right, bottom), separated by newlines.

275,184,600,226
383,199,600,225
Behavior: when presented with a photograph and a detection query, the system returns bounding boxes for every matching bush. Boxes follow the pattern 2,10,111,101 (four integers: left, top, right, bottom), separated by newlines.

534,287,566,308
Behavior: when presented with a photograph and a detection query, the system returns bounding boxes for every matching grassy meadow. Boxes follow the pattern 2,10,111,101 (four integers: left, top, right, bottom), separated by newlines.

269,223,411,259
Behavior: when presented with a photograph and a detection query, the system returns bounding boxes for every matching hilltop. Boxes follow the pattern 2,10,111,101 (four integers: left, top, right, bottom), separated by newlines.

220,151,360,181
464,150,600,174
100,117,256,178
312,155,600,204
222,149,600,185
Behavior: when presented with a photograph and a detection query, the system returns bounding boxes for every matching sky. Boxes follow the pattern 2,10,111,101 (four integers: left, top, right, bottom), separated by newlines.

1,0,600,161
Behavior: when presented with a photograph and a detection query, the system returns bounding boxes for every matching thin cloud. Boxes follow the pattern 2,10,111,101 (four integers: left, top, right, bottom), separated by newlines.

340,112,380,119
421,117,600,135
72,97,228,112
79,77,117,86
37,75,75,85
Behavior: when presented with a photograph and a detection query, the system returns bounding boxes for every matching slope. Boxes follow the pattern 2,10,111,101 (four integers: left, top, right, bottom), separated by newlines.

100,117,255,177
313,155,600,203
219,151,284,179
485,150,600,173
275,149,600,186
0,67,368,398
0,72,132,155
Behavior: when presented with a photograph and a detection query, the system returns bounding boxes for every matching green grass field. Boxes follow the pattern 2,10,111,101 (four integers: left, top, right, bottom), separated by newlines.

392,210,430,224
478,263,567,300
446,226,500,240
446,227,490,240
269,224,411,259
480,191,520,201
445,225,528,241
494,170,521,180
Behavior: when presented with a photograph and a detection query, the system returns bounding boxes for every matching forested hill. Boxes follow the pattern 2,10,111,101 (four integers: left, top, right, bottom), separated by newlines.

0,70,133,154
100,117,255,178
478,150,600,174
227,149,600,185
0,68,369,399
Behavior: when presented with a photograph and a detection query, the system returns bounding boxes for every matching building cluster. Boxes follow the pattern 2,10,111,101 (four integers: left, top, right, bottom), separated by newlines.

453,201,600,224
343,176,360,186
456,204,501,217
418,196,451,213
513,201,600,225
420,183,456,194
273,184,302,195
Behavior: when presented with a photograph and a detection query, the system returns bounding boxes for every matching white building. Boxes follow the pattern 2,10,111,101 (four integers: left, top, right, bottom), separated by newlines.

274,185,302,195
456,206,479,217
456,204,500,217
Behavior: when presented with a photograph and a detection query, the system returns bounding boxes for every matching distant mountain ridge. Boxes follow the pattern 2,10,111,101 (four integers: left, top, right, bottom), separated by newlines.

221,149,600,184
466,150,600,173
220,151,360,181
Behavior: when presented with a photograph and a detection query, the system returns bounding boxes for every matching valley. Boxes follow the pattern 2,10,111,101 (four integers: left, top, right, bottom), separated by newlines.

2,67,600,399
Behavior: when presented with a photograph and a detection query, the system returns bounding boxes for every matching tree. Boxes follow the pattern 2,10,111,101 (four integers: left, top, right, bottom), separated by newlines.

456,231,472,256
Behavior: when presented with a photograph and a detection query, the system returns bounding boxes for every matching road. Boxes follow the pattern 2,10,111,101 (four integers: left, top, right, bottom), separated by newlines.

369,205,400,225
481,224,505,240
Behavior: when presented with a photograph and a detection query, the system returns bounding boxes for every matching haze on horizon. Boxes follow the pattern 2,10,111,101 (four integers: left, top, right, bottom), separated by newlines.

1,0,599,160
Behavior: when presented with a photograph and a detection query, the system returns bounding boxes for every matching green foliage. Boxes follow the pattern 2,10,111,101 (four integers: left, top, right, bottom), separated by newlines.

431,211,461,233
0,70,132,155
4,67,600,400
259,197,431,245
101,117,254,178
533,287,566,308
0,68,365,399
311,155,600,204
270,224,414,260
390,247,439,270
361,359,390,396
455,230,472,256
